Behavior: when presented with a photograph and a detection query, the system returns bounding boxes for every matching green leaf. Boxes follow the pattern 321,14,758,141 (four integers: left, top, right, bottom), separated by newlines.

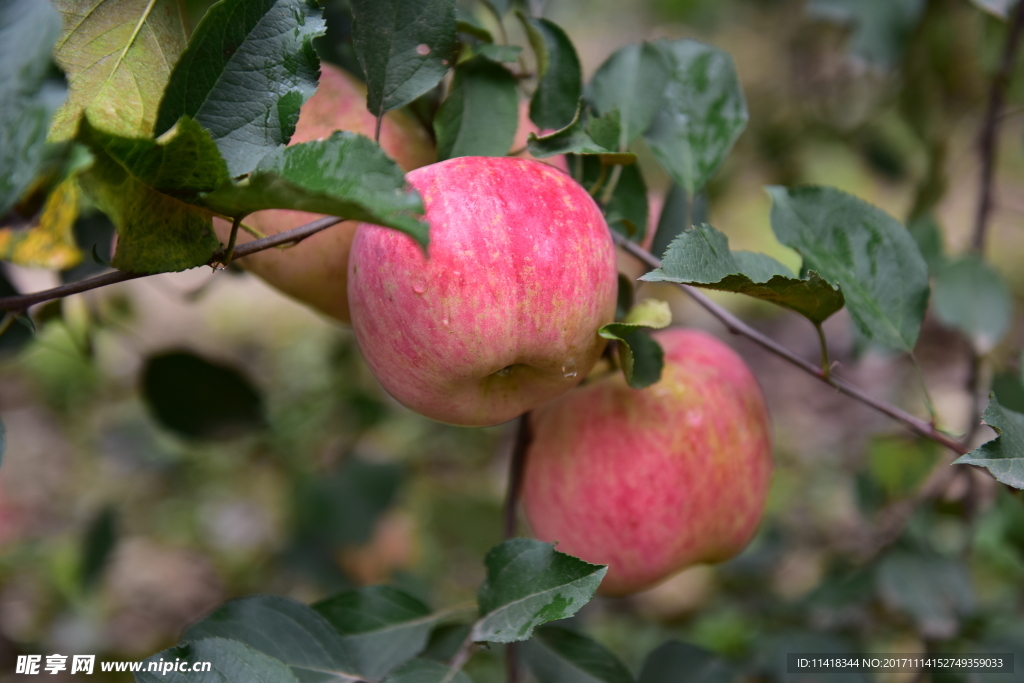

456,10,493,42
993,371,1024,414
639,641,738,683
473,539,607,643
955,395,1024,489
314,586,442,680
184,596,361,681
932,255,1012,353
522,626,637,683
351,0,457,117
643,39,748,196
79,505,117,591
75,116,226,273
587,43,669,149
599,299,671,389
807,0,926,68
641,224,845,325
0,0,65,218
475,43,523,63
651,183,708,261
518,15,583,131
526,103,635,164
434,55,518,161
50,0,187,141
581,156,647,240
907,214,944,272
141,350,264,440
200,132,429,247
866,436,941,501
155,0,325,177
383,659,472,683
876,550,974,639
767,185,929,352
135,637,300,683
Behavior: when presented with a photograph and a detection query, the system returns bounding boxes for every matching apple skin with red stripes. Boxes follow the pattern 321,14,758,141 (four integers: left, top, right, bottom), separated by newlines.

347,156,618,427
522,327,774,596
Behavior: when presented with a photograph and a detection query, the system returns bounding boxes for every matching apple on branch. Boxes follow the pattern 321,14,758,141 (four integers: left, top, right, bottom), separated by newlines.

212,63,435,323
347,156,618,427
522,327,774,596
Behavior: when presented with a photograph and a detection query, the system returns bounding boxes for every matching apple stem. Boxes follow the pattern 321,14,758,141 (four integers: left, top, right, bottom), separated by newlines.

374,113,383,143
815,323,830,381
503,414,532,538
611,230,970,456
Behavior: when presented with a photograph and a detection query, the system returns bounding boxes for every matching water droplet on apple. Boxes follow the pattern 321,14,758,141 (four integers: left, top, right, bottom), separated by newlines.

416,43,431,56
496,366,513,376
441,317,449,326
561,359,577,379
412,278,427,294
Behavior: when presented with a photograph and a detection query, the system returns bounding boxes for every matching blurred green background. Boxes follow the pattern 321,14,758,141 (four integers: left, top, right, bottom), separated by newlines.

2,0,1024,680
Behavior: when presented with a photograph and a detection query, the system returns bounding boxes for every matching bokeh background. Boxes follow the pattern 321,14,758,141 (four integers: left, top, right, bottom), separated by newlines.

2,0,1024,680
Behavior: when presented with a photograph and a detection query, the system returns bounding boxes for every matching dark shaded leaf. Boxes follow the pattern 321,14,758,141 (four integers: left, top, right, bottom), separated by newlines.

641,223,845,325
421,624,472,662
616,274,634,321
60,212,116,283
293,456,402,547
993,372,1024,414
527,104,635,164
582,156,647,240
456,10,493,42
651,183,708,261
50,0,186,140
932,255,1012,353
475,44,522,63
75,117,226,273
523,626,636,683
473,539,607,643
184,596,360,681
519,15,582,131
314,586,441,680
876,550,974,639
141,350,264,440
0,0,65,217
955,395,1024,489
907,214,944,272
155,0,325,176
587,43,669,149
135,637,299,683
352,0,457,117
383,658,471,683
767,185,929,352
644,39,747,195
434,56,518,160
756,631,866,683
599,299,671,389
808,0,926,68
639,641,737,683
0,267,32,354
200,132,429,247
80,505,117,591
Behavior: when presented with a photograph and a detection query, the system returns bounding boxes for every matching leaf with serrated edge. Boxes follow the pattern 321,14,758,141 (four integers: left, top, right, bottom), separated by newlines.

473,539,607,644
383,658,472,683
183,596,361,681
135,637,301,683
641,224,845,325
587,42,669,149
352,0,457,117
954,396,1024,490
643,39,747,196
50,0,187,141
199,132,428,248
155,0,325,177
0,0,66,217
75,116,226,273
434,56,518,161
767,186,928,351
519,14,583,131
523,626,637,683
0,179,82,269
314,586,443,681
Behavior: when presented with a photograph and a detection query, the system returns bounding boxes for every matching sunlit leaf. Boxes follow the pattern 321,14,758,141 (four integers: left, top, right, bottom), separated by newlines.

0,178,83,269
599,299,670,389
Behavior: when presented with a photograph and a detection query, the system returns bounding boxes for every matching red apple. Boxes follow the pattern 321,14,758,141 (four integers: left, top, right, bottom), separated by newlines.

522,327,773,596
213,63,435,323
347,156,618,427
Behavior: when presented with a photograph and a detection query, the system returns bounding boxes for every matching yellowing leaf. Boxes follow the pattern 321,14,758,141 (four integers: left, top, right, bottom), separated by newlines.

0,179,82,269
49,0,187,141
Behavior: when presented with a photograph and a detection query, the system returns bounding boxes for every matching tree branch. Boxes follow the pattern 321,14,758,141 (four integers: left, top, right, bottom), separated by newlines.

613,233,968,456
0,216,344,312
502,414,531,683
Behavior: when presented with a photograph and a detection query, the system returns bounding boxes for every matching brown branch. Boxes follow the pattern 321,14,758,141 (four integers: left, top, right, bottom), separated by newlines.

613,233,968,456
972,0,1024,252
0,216,344,312
502,414,532,683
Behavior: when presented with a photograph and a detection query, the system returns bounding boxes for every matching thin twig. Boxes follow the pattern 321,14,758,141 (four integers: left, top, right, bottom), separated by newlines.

614,233,968,456
0,216,344,312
